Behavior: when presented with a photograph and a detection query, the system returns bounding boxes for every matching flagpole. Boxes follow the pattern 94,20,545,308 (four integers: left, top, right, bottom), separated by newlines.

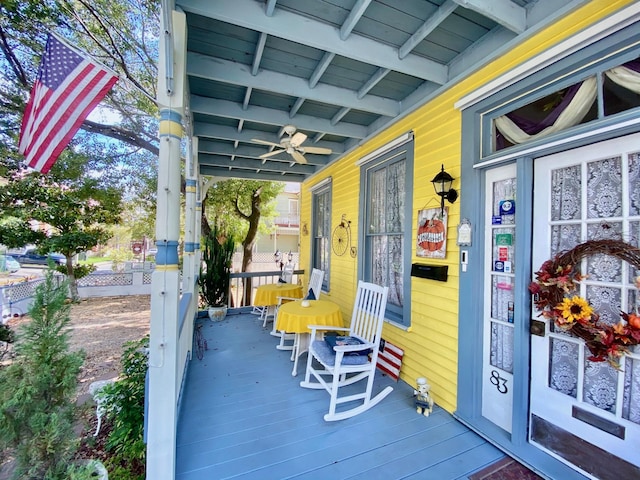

50,32,158,106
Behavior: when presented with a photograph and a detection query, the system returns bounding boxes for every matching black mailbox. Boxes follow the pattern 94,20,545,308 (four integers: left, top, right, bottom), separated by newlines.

410,263,448,282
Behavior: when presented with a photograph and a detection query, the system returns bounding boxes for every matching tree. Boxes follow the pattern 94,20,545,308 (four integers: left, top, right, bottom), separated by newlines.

0,0,160,157
0,270,89,479
203,179,284,304
0,0,160,235
0,150,123,300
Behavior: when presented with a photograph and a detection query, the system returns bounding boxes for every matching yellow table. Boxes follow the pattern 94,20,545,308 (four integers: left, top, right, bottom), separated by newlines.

253,283,303,334
276,300,343,376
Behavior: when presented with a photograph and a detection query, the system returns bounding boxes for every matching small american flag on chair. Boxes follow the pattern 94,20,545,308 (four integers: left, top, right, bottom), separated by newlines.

376,338,404,381
19,34,118,173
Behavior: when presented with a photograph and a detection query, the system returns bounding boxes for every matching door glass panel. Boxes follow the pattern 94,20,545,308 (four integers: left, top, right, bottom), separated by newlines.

549,338,579,397
587,156,622,219
551,164,581,221
551,224,581,256
630,153,640,215
623,357,640,425
584,361,618,413
492,276,514,322
490,322,514,373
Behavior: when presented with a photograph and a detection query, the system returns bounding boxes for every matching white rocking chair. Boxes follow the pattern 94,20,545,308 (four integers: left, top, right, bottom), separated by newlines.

300,281,393,421
275,268,325,351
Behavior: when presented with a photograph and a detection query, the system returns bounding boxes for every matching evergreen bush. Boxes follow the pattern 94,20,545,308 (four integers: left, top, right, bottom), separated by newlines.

0,270,94,479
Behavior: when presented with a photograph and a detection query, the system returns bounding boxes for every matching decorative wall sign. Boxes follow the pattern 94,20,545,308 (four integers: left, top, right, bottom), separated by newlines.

417,207,448,259
457,218,472,246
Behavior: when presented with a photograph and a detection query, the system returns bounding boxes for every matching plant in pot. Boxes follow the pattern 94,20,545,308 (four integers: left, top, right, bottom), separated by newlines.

198,227,235,321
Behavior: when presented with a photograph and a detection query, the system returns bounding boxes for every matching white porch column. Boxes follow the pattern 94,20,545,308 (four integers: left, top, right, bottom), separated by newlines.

146,9,186,480
183,136,199,315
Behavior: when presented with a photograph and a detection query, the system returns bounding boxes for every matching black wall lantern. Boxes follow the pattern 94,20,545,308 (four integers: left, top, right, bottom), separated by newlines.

431,164,458,215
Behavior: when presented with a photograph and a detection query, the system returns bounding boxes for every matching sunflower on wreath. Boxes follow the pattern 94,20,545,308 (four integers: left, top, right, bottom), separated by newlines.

529,239,640,369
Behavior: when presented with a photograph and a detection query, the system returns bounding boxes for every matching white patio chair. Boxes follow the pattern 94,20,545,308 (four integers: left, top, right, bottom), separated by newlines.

275,268,324,350
280,262,295,283
300,281,393,421
260,263,297,327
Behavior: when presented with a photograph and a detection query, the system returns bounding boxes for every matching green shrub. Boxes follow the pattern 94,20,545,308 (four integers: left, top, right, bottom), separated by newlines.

101,336,149,479
0,270,86,479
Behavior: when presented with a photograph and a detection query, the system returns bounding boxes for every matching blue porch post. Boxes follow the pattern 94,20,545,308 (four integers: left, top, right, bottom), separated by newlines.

146,8,186,480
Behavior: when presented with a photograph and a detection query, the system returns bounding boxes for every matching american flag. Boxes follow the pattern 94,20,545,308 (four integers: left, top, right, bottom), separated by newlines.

19,34,118,173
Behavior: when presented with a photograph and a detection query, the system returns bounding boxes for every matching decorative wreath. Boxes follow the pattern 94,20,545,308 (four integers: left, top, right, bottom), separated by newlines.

529,239,640,369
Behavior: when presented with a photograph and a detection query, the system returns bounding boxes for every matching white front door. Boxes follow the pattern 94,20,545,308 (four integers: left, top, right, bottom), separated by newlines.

482,164,517,432
530,133,640,479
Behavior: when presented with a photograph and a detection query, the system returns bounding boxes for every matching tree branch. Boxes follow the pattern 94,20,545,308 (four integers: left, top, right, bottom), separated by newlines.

81,119,159,156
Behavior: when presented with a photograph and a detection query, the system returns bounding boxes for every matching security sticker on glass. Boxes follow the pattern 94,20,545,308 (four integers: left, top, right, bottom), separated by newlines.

499,200,515,216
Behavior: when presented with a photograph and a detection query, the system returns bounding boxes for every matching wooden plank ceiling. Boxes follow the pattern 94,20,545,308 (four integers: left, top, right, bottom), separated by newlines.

174,0,588,182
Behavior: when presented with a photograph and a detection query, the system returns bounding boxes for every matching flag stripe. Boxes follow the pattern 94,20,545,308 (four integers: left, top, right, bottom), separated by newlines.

376,339,404,382
23,62,105,159
27,66,116,171
18,34,118,173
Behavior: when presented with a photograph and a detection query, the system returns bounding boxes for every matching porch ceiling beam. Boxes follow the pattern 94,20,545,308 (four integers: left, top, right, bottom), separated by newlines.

199,165,306,183
192,123,345,154
340,0,372,40
453,0,526,34
190,95,368,139
180,0,448,84
398,0,457,59
199,153,317,174
187,53,399,117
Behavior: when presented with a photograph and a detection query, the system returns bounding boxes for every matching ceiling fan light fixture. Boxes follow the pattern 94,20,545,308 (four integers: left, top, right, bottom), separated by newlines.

283,124,297,136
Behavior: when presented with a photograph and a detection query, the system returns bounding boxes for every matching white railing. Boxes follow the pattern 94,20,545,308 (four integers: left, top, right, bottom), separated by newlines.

1,267,306,323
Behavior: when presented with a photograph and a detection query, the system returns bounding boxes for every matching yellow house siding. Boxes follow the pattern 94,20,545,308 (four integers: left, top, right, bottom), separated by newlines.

300,0,635,414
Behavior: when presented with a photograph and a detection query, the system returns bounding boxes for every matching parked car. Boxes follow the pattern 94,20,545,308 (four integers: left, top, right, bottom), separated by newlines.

11,248,66,267
0,254,21,273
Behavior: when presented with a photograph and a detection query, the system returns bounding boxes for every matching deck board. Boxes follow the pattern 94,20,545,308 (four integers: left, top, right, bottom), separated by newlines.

176,312,504,479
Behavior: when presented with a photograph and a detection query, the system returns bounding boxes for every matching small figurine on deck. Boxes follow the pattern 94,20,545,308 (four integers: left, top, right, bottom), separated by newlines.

414,376,434,416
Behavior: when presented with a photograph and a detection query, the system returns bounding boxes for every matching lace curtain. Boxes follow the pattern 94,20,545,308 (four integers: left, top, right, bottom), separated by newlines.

496,60,640,148
547,159,640,423
369,160,404,308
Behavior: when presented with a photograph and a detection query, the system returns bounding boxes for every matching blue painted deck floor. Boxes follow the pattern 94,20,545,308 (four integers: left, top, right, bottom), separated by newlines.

176,312,505,479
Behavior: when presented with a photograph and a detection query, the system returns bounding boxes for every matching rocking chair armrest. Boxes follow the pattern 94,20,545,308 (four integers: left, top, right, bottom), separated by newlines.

332,341,374,353
307,325,348,339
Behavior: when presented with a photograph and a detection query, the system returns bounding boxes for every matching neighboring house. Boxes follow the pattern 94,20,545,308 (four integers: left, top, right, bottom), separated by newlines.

254,182,300,256
149,2,640,479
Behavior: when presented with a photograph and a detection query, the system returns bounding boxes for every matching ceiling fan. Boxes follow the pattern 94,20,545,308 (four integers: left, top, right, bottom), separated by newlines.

252,125,332,164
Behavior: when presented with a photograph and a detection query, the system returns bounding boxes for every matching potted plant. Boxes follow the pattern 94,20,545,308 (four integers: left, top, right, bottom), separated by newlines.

198,227,235,321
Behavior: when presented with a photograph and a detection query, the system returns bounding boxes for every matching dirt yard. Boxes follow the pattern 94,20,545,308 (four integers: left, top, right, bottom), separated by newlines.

4,294,151,396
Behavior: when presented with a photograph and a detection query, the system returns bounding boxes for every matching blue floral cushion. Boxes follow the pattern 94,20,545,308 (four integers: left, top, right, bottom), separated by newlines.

312,340,370,366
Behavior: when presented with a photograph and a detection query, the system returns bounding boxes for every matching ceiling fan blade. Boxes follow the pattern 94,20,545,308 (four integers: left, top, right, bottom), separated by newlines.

301,146,332,155
252,138,282,148
260,149,285,158
290,132,307,148
291,150,307,164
